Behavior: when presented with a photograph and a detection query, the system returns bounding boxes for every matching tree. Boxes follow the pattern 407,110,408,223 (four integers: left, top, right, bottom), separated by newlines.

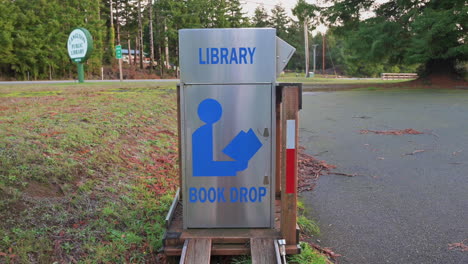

269,4,290,39
226,0,248,28
293,0,319,77
0,0,18,76
324,0,467,77
251,5,270,28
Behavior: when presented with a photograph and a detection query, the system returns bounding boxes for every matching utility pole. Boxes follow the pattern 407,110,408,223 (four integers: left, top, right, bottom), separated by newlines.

164,21,170,69
304,19,310,78
322,33,326,74
114,1,123,81
312,44,318,75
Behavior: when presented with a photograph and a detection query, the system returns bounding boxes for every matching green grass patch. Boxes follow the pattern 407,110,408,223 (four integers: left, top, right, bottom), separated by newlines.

278,72,411,85
287,199,331,264
231,256,252,264
297,200,320,236
0,90,62,97
289,242,329,264
298,215,321,236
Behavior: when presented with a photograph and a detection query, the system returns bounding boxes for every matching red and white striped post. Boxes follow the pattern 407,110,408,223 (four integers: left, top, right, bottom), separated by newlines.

280,85,300,246
286,120,297,194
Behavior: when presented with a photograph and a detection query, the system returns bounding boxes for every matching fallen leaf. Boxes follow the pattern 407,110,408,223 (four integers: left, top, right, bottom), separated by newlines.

404,149,426,156
360,129,424,135
448,240,468,252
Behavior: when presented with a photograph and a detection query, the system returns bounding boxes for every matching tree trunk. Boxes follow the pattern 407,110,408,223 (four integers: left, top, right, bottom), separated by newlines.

134,36,138,65
138,0,144,70
322,33,326,74
116,3,120,45
109,0,114,28
164,20,170,69
149,1,155,69
108,0,115,65
128,33,132,65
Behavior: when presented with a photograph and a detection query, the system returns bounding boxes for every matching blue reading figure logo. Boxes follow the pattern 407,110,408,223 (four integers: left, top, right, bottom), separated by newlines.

192,98,263,176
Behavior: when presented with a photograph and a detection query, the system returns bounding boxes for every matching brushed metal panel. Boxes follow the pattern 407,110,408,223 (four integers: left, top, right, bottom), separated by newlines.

179,28,276,84
182,84,274,228
276,37,296,77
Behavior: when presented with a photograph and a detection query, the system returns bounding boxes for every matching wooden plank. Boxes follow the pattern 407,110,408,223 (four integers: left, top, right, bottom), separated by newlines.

183,238,212,264
165,243,301,257
251,238,277,264
212,244,250,255
179,228,280,242
285,244,301,255
166,244,250,256
280,85,299,245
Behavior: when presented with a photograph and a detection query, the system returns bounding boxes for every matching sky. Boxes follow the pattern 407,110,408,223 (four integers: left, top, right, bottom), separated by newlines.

241,0,306,18
240,0,328,33
240,0,385,34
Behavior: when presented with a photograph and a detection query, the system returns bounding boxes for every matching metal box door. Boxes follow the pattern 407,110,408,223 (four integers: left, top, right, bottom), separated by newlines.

182,84,274,228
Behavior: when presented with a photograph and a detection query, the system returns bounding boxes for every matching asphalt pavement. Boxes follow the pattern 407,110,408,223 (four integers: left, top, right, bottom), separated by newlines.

300,89,468,264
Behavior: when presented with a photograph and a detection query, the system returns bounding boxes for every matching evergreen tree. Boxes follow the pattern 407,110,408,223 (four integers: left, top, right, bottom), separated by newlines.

251,5,270,28
226,0,248,28
0,0,18,76
211,0,230,28
324,0,467,76
269,4,290,39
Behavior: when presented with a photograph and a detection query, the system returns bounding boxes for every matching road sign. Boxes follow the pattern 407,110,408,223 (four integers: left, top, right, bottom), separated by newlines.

68,28,93,63
67,28,93,83
115,45,122,59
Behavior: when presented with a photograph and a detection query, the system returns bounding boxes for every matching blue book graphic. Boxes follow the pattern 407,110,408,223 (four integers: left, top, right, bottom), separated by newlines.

192,98,263,176
223,129,262,162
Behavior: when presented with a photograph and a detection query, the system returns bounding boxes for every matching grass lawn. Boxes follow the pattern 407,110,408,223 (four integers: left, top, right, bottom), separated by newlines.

0,81,332,263
277,72,412,85
0,82,178,263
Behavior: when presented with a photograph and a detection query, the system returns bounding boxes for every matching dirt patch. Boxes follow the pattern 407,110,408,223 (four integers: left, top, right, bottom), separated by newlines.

0,189,28,224
24,182,64,198
405,74,468,89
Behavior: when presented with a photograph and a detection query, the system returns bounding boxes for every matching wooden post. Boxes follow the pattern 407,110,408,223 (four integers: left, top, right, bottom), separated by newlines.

275,87,282,197
280,85,300,245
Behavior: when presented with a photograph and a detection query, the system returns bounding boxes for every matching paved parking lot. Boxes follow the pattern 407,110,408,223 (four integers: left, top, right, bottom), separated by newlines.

300,89,468,264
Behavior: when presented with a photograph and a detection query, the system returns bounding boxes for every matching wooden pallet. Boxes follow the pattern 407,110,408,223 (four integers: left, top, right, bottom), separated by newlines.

163,199,300,257
178,237,285,264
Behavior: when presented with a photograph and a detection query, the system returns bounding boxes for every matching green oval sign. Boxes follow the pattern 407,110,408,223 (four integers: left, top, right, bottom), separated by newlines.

67,28,93,63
